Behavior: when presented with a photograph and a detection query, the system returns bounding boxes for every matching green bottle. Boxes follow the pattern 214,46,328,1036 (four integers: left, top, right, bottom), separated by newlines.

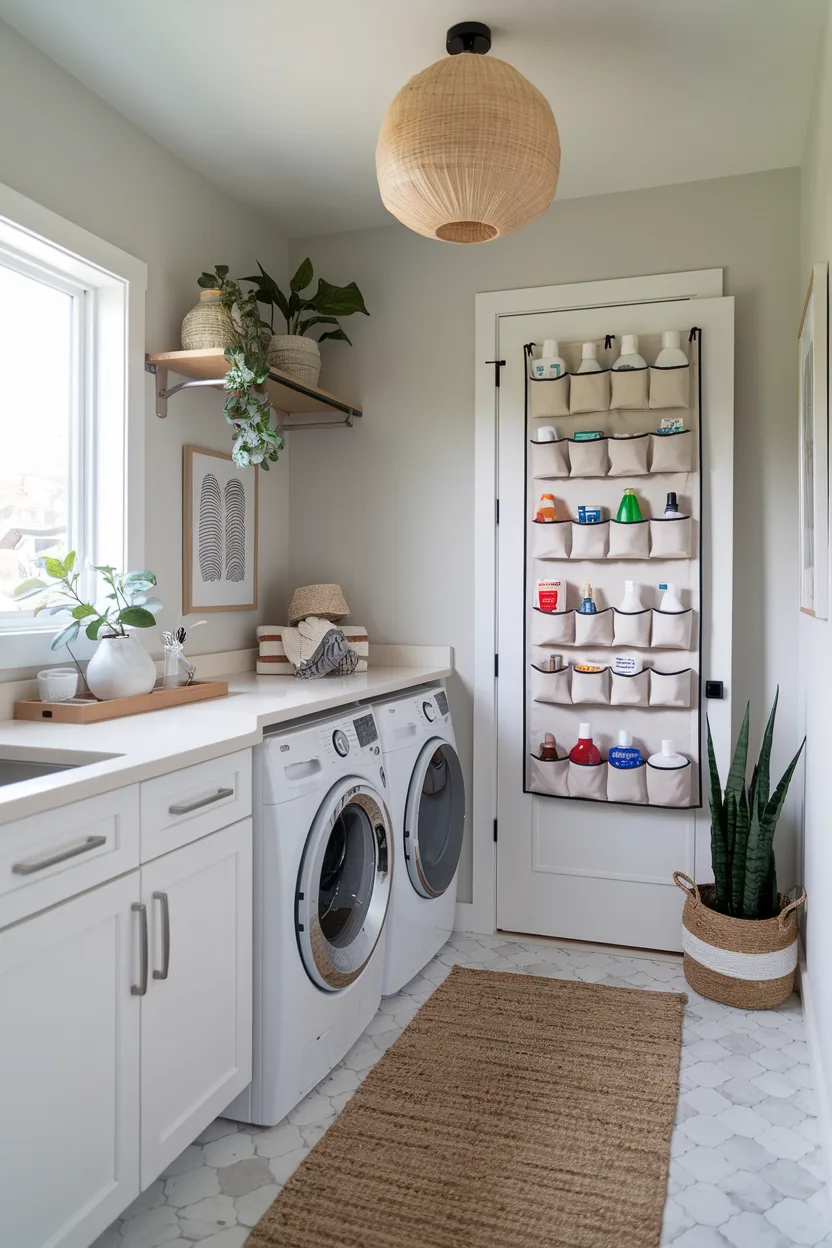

617,488,642,523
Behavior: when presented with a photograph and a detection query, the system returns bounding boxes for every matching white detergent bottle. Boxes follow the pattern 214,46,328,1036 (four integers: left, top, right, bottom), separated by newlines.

655,331,688,367
532,339,568,380
612,334,647,370
618,580,643,613
576,342,602,373
648,740,687,769
658,582,684,612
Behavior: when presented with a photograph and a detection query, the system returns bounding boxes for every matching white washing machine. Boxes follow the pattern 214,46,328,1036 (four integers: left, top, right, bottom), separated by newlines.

374,685,465,997
226,706,393,1127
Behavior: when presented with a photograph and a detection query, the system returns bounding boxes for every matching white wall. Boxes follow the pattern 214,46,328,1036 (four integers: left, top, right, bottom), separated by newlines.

799,0,832,1152
290,168,801,902
0,20,290,660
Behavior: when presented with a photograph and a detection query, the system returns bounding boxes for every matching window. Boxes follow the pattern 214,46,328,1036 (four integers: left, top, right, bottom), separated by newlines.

0,183,146,669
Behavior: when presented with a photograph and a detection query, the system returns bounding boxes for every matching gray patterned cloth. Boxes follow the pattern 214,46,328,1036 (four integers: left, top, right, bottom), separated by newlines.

282,617,360,679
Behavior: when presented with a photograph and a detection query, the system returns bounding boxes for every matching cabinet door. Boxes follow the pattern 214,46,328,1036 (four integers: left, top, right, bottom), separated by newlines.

0,874,140,1248
140,818,252,1184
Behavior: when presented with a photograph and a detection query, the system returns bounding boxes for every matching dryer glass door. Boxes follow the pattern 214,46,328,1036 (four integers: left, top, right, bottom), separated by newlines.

405,740,465,899
297,779,392,992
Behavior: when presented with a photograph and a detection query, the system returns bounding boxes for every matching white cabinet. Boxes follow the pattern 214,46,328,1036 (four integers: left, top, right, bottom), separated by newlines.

0,874,140,1248
139,819,252,1182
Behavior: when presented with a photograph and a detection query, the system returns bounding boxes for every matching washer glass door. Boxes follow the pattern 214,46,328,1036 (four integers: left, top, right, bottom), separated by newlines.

297,780,392,991
405,739,465,899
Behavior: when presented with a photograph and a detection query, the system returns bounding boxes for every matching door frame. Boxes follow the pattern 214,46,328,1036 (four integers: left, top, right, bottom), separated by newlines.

461,269,724,936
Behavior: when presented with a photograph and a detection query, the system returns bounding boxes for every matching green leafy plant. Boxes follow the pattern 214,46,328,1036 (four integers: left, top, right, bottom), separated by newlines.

706,690,805,920
197,265,285,470
13,553,162,651
242,257,369,344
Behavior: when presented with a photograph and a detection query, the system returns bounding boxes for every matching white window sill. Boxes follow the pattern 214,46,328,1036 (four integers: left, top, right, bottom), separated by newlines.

0,624,99,673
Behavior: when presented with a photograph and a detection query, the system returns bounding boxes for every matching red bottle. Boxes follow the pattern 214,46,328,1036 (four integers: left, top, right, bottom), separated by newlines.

569,722,602,765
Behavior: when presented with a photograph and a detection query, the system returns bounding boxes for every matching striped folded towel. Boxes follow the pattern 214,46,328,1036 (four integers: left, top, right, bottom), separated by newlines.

256,624,368,675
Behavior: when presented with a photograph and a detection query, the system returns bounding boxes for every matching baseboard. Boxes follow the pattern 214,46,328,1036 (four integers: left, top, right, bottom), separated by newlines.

454,900,495,935
798,946,832,1189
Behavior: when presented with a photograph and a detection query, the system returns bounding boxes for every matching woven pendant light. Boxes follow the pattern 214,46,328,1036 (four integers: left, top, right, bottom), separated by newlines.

376,22,560,244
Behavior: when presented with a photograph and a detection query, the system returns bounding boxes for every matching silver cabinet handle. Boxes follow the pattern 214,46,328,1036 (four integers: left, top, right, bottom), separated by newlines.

153,891,170,981
168,787,234,816
12,835,106,876
131,902,148,996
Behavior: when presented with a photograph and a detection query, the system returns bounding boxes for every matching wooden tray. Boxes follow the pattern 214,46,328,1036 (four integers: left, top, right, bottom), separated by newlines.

15,680,229,724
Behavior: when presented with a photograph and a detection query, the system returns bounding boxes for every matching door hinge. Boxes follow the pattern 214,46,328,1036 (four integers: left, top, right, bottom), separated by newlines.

485,359,506,387
493,818,498,843
495,497,500,524
494,653,499,678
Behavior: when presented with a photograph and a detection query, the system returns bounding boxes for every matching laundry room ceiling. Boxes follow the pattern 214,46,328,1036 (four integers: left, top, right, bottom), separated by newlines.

0,0,824,238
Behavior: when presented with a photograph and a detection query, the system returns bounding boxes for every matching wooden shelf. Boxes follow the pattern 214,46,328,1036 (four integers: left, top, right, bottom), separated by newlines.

145,348,362,425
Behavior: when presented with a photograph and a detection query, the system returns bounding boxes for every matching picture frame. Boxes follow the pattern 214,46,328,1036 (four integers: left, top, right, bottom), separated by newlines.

183,445,259,613
799,263,829,618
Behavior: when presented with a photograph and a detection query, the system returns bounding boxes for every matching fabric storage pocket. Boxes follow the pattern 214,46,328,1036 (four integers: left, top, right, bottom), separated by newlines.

570,666,610,705
650,431,693,473
530,664,571,705
651,608,693,649
528,754,570,798
646,760,692,807
609,519,650,559
568,760,607,801
610,368,649,411
610,667,650,707
606,763,648,805
530,374,570,419
612,608,652,648
649,667,692,708
649,365,690,410
569,437,609,477
569,371,610,414
531,519,572,560
649,515,692,559
607,434,650,477
530,439,570,478
570,520,609,560
574,608,613,647
531,608,575,647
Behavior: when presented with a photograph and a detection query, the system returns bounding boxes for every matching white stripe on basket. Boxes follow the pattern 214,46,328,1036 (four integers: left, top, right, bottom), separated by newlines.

683,929,797,981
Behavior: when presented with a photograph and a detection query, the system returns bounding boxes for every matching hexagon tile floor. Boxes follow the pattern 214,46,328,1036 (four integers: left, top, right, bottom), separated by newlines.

95,932,832,1248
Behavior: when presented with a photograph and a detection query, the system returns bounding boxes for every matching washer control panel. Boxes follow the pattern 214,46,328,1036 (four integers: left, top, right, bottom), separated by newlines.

332,728,350,757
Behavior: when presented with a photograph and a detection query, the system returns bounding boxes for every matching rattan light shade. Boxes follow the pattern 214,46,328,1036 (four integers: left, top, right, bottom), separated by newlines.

376,52,560,244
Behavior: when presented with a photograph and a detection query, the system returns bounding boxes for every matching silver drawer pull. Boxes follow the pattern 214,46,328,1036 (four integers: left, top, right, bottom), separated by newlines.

153,891,170,981
168,787,234,815
132,902,148,996
12,835,107,875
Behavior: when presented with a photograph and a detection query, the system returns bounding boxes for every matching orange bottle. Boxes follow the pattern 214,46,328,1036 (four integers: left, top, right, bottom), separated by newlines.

535,493,557,523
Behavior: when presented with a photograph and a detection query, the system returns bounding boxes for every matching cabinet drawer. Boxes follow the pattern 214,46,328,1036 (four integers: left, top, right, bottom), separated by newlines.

0,786,140,929
140,749,252,862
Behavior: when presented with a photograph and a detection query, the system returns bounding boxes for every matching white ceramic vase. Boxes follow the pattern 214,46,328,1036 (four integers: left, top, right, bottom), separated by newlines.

85,633,157,700
267,334,322,387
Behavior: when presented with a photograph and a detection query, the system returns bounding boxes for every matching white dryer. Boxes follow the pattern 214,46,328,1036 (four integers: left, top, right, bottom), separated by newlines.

374,685,465,996
226,706,393,1127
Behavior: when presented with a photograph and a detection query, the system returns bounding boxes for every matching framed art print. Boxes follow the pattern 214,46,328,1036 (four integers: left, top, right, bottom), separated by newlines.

799,263,829,618
183,445,258,613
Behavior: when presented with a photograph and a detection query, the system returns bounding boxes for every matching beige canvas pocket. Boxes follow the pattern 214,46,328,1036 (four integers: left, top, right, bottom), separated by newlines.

610,368,649,411
649,516,692,559
530,439,570,478
650,431,694,473
530,608,575,647
528,754,570,798
569,437,609,477
651,608,694,649
606,763,648,805
570,666,610,705
646,760,692,807
610,667,650,707
571,520,610,560
609,519,650,559
649,365,690,410
569,371,610,415
612,609,652,648
530,374,570,419
607,434,650,477
568,760,607,800
574,608,613,647
649,667,692,708
530,664,571,705
531,519,572,560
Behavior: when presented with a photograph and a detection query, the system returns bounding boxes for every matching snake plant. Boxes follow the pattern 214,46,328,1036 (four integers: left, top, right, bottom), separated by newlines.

707,690,805,920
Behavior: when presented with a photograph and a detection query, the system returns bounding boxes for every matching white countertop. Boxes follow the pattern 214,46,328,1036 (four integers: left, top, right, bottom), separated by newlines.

0,661,451,825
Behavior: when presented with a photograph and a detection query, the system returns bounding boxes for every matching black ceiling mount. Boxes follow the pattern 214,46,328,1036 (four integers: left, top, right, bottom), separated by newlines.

446,21,492,55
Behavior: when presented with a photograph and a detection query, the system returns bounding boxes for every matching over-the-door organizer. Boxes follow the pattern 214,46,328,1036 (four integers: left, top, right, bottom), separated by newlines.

525,332,702,808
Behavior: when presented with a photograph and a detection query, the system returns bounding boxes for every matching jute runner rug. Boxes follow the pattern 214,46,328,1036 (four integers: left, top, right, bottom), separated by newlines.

248,965,686,1248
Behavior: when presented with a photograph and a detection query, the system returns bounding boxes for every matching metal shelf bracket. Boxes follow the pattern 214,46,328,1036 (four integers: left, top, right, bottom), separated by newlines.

145,361,359,428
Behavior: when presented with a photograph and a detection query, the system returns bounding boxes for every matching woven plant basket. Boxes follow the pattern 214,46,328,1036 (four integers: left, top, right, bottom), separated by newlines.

673,872,806,1009
181,290,236,351
267,334,321,387
288,584,350,627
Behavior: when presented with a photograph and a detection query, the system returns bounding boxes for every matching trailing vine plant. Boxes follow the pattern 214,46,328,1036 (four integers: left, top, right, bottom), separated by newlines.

197,265,286,470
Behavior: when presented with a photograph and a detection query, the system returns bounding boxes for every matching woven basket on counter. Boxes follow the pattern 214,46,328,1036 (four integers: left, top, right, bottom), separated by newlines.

181,289,236,350
673,872,805,1009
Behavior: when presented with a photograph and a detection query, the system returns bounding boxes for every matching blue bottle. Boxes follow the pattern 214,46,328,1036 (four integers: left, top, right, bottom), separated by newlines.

609,730,643,769
578,582,597,615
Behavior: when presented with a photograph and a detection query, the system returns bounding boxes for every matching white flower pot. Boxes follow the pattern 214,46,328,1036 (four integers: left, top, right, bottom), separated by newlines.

85,633,157,700
267,334,322,387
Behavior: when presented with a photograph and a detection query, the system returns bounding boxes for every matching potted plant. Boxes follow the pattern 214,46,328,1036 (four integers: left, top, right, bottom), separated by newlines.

15,554,162,700
243,257,369,387
674,690,806,1009
180,264,237,351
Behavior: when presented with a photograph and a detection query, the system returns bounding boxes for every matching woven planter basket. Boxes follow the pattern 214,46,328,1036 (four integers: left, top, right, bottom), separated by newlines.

288,584,350,627
673,872,806,1009
268,334,322,387
181,290,236,351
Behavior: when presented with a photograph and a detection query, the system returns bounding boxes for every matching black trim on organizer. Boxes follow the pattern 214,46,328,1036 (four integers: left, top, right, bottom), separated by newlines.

646,758,692,771
566,433,608,442
566,368,612,377
486,359,506,387
652,606,694,616
611,364,648,373
689,327,701,342
531,517,571,526
610,430,650,440
649,666,693,677
651,427,692,437
612,607,651,616
608,667,648,678
649,513,691,522
531,662,570,674
649,363,691,372
610,517,650,526
566,758,605,768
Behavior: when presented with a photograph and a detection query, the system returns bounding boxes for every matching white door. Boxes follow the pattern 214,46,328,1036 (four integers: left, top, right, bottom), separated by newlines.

496,297,734,950
0,874,140,1248
140,819,252,1183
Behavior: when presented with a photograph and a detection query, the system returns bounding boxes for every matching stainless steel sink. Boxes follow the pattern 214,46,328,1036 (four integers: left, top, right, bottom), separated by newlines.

0,747,120,788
